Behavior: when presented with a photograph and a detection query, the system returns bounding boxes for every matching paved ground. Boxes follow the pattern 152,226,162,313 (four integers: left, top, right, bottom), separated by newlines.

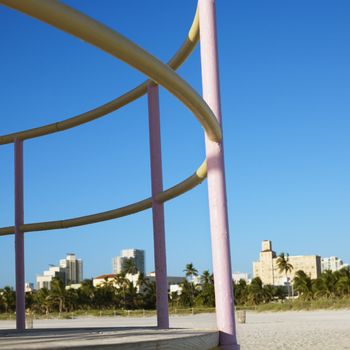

1,310,350,349
0,327,218,350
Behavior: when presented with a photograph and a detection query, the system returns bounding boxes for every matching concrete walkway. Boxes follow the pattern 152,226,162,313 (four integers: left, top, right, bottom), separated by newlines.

0,327,218,350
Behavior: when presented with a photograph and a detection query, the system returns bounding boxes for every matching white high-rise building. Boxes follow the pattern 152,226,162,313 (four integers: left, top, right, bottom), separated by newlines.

112,249,145,275
36,265,65,290
36,253,83,289
321,257,348,272
112,256,128,274
60,253,83,285
232,272,250,284
25,282,34,293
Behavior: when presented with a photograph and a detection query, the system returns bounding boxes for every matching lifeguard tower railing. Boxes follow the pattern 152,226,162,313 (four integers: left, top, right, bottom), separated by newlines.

0,1,239,348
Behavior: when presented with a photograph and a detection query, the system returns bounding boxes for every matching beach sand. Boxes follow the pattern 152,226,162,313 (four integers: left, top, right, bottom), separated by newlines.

235,310,350,349
0,310,350,349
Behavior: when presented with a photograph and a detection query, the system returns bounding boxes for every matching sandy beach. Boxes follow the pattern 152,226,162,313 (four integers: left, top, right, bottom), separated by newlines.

235,310,350,349
0,310,350,349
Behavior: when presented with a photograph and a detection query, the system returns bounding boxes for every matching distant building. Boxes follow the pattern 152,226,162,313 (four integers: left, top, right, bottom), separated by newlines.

25,282,34,293
190,275,202,285
93,271,183,294
112,249,145,275
146,272,183,287
169,284,182,295
36,265,65,290
321,257,348,272
36,253,83,290
93,273,141,291
232,272,250,284
59,253,83,285
253,240,321,285
65,283,82,290
112,256,127,275
93,274,116,288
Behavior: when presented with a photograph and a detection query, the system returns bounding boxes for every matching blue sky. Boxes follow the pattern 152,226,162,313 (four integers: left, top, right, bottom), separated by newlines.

0,0,349,287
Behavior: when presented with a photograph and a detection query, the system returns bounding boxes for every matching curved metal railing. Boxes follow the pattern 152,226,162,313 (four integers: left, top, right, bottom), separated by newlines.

0,0,220,236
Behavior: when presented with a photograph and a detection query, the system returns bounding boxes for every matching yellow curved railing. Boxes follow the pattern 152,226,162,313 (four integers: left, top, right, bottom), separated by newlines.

0,0,219,236
0,7,200,145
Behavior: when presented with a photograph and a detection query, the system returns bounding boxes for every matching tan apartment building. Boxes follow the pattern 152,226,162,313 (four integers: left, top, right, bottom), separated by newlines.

253,240,321,285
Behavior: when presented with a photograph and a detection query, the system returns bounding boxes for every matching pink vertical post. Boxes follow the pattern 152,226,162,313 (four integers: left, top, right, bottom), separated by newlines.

147,83,169,329
14,139,25,331
199,0,239,349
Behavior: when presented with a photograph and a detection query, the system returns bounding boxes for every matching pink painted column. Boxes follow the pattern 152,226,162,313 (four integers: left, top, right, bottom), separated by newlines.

147,83,169,329
14,139,25,331
199,1,239,349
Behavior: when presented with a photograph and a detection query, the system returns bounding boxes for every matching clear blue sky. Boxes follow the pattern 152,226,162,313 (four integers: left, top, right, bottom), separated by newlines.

0,1,349,288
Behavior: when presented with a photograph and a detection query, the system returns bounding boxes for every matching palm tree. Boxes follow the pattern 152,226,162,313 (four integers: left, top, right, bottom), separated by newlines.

114,273,128,309
169,291,180,309
94,278,116,310
184,263,198,281
134,272,146,295
0,292,4,313
65,288,79,312
248,277,266,305
234,279,248,305
276,253,293,296
197,270,215,307
321,270,336,294
1,286,16,313
179,279,195,307
33,288,51,315
25,291,35,311
262,284,274,303
124,279,138,310
293,270,313,300
201,270,213,285
312,278,326,298
335,267,350,296
78,279,95,309
50,277,66,313
184,263,199,305
122,258,138,275
142,280,156,309
273,285,286,301
312,270,337,298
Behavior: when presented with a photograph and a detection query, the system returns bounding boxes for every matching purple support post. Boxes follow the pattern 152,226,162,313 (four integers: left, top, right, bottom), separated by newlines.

199,1,239,349
14,139,25,331
147,83,169,329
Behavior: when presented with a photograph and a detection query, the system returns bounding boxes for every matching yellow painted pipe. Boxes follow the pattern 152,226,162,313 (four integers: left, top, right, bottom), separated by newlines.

0,161,207,236
0,1,221,141
0,7,199,145
0,1,213,236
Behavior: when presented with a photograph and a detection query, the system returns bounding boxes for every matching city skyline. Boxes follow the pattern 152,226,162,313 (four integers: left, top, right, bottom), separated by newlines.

36,253,83,290
1,1,350,287
18,244,349,289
